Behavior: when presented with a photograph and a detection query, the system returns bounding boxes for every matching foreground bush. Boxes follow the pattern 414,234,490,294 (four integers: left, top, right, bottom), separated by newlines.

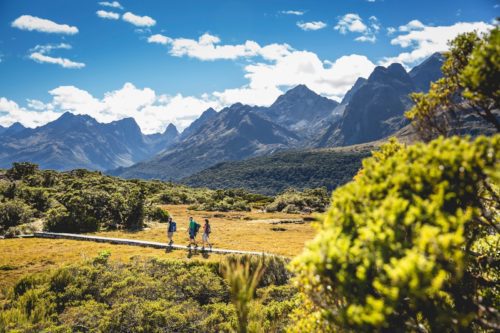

291,136,499,332
0,254,296,333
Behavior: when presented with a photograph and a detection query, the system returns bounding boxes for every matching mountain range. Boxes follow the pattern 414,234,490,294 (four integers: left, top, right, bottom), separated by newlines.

0,113,178,170
1,52,447,186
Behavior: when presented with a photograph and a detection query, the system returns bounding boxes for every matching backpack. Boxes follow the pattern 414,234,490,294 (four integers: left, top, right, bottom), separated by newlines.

194,223,201,233
205,224,211,234
170,221,177,232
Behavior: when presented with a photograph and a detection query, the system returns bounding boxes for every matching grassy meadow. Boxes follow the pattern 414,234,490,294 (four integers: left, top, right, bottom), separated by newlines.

0,204,317,290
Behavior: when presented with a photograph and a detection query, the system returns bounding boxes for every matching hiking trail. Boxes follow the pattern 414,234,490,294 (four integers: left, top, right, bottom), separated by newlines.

33,232,274,256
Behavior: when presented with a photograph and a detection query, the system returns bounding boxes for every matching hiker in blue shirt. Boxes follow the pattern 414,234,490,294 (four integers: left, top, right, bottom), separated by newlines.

167,217,176,245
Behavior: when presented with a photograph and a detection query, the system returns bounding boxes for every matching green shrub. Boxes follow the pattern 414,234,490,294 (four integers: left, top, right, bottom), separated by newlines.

0,254,297,333
0,200,33,233
147,206,170,222
291,136,499,332
265,187,329,213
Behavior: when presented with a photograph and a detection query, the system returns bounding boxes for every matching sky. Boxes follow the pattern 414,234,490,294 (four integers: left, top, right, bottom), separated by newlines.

0,0,497,134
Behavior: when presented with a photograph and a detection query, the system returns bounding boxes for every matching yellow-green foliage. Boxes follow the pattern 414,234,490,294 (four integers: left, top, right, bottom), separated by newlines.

290,136,499,332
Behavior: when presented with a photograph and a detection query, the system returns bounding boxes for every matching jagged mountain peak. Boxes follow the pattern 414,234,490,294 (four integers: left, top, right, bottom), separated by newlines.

271,84,323,106
369,63,410,84
341,77,367,105
164,123,178,135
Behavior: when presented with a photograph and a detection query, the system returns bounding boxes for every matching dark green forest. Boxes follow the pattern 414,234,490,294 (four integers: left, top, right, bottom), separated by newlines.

182,147,371,195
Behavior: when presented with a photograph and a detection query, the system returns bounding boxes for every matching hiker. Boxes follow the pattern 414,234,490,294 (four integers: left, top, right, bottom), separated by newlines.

188,216,200,248
167,217,176,245
202,219,212,250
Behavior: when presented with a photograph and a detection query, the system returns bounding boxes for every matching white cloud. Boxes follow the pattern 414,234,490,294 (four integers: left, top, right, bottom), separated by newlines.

334,13,380,43
387,27,396,35
281,10,304,16
0,97,60,128
96,10,120,20
398,19,425,32
147,34,172,45
334,14,367,34
297,21,327,31
11,15,78,34
381,21,493,67
159,33,293,62
168,33,265,60
28,43,85,69
215,52,375,104
29,53,85,69
122,12,156,27
355,35,376,43
31,43,71,53
98,1,123,9
0,83,220,134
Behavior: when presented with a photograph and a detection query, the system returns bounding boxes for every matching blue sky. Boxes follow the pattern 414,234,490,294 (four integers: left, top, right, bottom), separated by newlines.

0,0,497,133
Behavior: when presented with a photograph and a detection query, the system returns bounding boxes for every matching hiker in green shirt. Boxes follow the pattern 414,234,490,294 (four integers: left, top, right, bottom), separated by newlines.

188,216,199,248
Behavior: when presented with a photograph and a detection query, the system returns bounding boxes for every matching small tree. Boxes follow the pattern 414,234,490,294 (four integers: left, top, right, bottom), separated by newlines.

6,162,39,180
406,28,500,140
290,136,499,332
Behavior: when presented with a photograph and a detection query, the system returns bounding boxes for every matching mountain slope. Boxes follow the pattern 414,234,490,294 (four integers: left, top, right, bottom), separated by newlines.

0,113,178,170
111,103,300,180
316,53,444,147
179,107,217,140
319,63,416,146
409,52,444,92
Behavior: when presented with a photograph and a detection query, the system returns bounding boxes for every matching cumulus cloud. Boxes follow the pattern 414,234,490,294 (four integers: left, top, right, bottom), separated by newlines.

98,1,123,9
0,83,220,133
11,15,78,34
166,33,284,61
398,19,425,32
381,21,493,67
96,10,120,20
0,97,61,128
334,14,379,42
281,10,304,16
122,12,156,27
335,14,367,34
28,43,85,69
297,21,327,31
147,34,172,45
214,52,375,105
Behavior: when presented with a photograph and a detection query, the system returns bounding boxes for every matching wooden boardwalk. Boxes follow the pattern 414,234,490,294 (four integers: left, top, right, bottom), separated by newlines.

33,232,271,256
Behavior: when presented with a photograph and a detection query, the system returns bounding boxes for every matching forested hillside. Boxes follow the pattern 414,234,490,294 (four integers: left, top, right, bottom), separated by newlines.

182,145,372,195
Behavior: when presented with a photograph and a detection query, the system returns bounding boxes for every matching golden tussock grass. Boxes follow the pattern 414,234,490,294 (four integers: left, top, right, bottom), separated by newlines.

0,205,320,289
